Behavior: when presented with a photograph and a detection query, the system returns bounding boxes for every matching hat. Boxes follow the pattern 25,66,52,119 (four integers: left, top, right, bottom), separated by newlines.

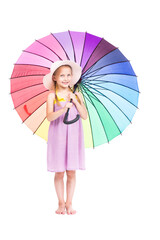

43,60,82,90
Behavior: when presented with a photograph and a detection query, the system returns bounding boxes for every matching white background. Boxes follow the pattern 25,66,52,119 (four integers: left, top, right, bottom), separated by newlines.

1,0,160,239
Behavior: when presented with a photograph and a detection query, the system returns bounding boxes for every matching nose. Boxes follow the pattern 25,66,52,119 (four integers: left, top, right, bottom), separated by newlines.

66,76,70,81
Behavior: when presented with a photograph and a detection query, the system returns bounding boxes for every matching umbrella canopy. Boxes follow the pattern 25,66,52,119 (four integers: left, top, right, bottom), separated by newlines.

10,31,139,148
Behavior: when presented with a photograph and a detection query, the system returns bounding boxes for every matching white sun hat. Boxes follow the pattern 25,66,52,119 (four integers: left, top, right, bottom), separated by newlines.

43,60,82,90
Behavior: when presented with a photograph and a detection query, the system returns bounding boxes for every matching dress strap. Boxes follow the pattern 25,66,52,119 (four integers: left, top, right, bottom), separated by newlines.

54,87,78,103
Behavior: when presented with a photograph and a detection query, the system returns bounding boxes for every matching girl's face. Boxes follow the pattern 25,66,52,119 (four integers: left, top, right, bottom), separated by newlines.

53,66,72,89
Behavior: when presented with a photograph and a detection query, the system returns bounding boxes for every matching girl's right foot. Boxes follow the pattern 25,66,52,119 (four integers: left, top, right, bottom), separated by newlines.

55,202,66,215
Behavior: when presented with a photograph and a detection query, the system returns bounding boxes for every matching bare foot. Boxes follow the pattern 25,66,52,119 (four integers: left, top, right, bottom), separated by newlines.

65,203,76,215
55,202,66,215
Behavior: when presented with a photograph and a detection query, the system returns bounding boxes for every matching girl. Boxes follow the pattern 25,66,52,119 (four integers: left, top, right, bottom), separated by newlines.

43,60,88,215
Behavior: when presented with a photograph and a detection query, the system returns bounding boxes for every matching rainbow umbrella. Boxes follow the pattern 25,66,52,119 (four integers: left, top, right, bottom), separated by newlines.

10,31,139,148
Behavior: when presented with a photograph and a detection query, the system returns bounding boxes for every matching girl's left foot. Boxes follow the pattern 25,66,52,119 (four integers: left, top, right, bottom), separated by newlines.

65,203,76,215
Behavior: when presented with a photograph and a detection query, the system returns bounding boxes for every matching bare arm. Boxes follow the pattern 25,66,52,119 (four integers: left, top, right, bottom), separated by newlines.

46,92,73,122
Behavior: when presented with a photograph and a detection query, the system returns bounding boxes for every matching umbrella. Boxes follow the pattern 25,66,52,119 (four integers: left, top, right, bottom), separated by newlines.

10,31,139,148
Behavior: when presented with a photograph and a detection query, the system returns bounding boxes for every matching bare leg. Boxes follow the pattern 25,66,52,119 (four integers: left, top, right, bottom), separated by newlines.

54,172,65,214
66,170,76,215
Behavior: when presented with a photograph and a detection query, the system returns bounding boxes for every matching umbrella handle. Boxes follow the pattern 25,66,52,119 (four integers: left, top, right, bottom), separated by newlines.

63,83,80,125
63,108,80,124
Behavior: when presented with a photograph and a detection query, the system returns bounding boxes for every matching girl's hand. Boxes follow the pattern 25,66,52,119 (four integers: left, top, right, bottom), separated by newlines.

68,92,78,104
64,102,73,112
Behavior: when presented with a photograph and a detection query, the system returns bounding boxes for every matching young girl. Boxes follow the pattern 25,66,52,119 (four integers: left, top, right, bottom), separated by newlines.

43,60,88,215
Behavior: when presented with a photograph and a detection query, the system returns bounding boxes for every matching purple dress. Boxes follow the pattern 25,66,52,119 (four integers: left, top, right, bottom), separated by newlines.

47,95,85,172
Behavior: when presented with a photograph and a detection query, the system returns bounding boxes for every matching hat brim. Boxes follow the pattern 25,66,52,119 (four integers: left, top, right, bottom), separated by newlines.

43,60,82,90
